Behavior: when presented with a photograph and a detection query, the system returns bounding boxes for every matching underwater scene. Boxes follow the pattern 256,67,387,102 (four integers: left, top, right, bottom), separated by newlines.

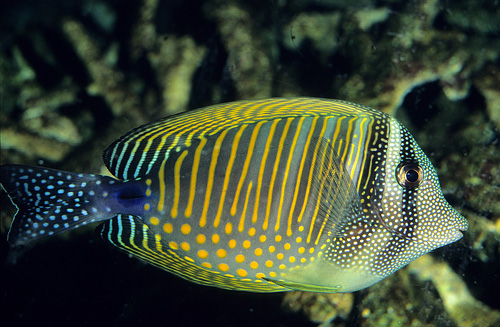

0,0,499,326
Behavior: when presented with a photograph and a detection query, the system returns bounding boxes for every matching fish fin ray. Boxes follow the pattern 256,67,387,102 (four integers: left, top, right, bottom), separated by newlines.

310,138,364,238
99,215,287,292
1,164,116,245
262,277,341,292
102,98,380,179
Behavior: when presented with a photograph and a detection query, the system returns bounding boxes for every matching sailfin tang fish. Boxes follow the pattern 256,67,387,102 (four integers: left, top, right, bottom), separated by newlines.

1,98,468,293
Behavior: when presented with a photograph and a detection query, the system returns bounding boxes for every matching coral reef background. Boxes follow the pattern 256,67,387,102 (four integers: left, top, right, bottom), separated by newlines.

1,0,499,326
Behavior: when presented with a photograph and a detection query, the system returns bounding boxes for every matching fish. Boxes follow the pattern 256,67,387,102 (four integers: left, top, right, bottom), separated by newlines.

0,97,468,293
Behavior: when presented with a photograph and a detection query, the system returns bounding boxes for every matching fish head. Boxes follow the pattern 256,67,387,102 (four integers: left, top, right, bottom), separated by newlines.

381,119,468,253
357,118,470,280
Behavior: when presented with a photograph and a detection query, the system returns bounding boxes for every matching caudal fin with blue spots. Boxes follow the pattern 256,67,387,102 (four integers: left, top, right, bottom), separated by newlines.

0,164,146,246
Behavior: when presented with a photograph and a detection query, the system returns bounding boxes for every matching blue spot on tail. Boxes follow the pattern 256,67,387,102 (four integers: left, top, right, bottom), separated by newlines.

0,165,124,245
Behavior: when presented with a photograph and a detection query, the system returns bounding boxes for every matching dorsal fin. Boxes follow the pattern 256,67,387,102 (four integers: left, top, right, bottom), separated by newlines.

102,98,383,180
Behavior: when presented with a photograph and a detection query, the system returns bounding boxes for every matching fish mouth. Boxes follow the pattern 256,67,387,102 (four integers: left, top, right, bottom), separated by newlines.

450,214,468,242
424,228,464,246
451,228,464,241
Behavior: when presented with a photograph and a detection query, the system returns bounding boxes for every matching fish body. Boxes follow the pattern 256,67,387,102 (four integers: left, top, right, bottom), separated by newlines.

0,98,468,293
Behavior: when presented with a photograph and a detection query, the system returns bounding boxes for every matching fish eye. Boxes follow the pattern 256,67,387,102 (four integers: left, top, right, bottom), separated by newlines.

397,162,423,188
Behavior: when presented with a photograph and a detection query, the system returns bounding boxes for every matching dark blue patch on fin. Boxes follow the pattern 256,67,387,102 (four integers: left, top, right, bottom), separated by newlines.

0,164,127,245
115,184,147,207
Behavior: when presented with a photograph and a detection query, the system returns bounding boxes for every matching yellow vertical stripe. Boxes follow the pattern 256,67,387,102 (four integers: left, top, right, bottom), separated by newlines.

274,117,305,234
341,117,356,163
314,141,339,245
214,125,247,228
287,117,318,231
252,119,280,226
157,159,168,212
297,117,330,223
266,118,293,231
350,118,366,180
171,150,189,218
330,116,345,151
200,129,229,228
231,121,265,216
358,118,373,191
363,155,375,191
185,137,207,218
347,141,356,167
306,139,331,244
238,181,253,233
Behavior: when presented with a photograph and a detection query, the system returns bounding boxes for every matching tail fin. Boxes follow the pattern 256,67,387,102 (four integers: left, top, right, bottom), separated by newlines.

1,164,122,245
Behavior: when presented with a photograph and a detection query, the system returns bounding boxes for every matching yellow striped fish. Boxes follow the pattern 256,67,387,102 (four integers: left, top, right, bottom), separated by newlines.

1,98,468,293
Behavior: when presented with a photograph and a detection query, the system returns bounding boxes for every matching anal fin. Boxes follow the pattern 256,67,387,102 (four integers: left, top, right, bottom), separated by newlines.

98,214,170,269
263,277,341,293
98,215,286,292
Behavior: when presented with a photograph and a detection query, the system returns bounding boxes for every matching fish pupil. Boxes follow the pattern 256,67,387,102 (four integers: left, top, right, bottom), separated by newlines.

405,169,419,183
